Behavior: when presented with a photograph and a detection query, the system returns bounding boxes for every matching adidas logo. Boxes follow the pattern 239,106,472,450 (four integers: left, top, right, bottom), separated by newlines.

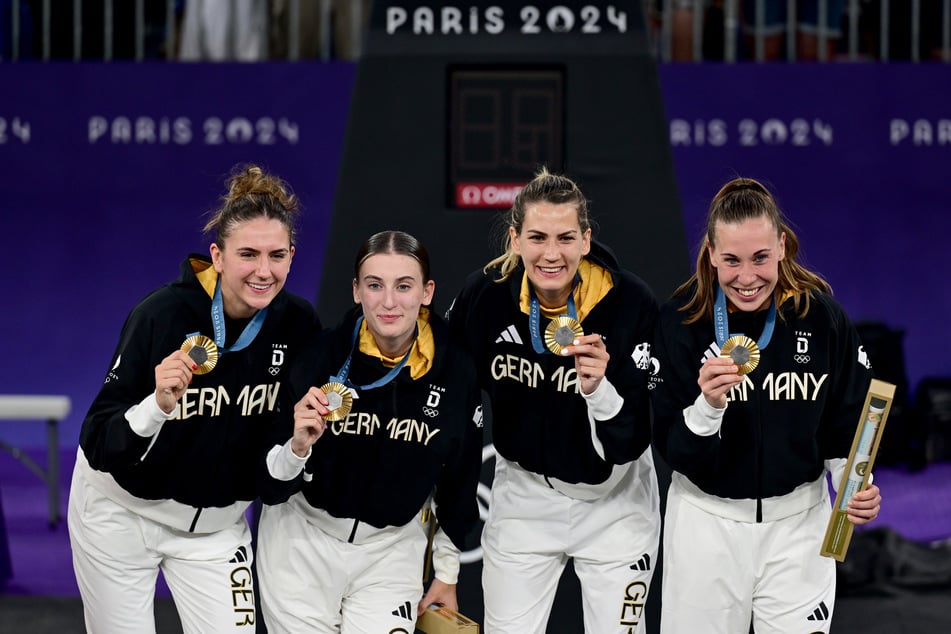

495,325,523,345
629,553,651,571
391,600,414,621
702,341,720,363
806,601,829,621
229,545,249,564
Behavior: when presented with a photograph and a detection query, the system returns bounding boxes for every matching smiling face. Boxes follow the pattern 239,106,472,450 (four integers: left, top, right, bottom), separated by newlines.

708,215,785,312
210,216,294,319
353,252,435,357
510,201,591,308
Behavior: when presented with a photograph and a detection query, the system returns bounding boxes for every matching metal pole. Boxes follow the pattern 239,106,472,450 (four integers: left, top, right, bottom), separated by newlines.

724,0,737,62
42,0,50,60
13,0,21,61
47,418,60,527
848,0,858,60
351,0,364,58
73,0,82,61
692,0,703,61
135,0,145,61
944,0,950,62
104,0,113,61
165,0,176,60
911,0,920,62
661,0,672,62
881,0,889,61
289,0,301,61
818,0,828,61
259,0,268,60
787,0,797,61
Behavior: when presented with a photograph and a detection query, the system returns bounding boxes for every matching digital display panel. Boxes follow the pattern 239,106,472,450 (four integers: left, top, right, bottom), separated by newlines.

448,67,564,208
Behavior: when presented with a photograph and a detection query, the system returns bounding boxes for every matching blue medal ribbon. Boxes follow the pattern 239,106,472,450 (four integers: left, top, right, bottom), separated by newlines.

528,275,580,354
185,278,268,356
209,279,268,353
713,286,776,350
330,315,415,391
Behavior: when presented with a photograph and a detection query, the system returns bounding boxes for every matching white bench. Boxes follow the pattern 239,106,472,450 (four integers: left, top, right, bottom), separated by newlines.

0,395,71,526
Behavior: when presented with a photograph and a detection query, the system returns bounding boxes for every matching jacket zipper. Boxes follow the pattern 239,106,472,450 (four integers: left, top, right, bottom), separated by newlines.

189,507,202,533
756,381,764,523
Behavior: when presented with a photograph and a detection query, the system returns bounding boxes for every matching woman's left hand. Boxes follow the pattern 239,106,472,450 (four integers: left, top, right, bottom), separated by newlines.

847,483,882,525
417,578,458,616
561,333,610,396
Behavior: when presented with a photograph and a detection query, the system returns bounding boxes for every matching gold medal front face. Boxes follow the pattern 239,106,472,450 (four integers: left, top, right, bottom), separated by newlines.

544,316,584,355
319,381,353,421
181,335,219,375
720,335,761,375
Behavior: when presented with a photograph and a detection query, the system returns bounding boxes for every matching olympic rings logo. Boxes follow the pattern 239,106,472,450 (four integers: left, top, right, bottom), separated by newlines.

794,354,811,364
422,406,439,418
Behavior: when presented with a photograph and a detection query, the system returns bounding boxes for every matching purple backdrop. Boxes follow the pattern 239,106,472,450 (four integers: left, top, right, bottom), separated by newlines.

0,63,354,449
0,62,948,449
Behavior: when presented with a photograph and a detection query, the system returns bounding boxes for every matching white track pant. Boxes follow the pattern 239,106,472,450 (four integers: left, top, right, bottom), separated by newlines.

68,463,256,633
660,478,836,634
257,494,428,634
482,454,660,634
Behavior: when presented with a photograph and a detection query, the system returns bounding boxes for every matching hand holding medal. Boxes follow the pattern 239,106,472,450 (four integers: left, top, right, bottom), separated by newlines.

701,287,776,407
711,283,774,374
154,349,201,414
557,331,610,396
291,386,336,457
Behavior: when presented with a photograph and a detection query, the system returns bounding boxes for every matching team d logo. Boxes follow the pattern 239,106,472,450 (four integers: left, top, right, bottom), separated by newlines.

794,331,813,365
424,387,442,418
269,347,285,376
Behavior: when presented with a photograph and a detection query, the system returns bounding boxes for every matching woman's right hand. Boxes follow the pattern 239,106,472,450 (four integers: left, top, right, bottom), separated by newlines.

291,387,331,457
698,356,744,409
154,350,196,414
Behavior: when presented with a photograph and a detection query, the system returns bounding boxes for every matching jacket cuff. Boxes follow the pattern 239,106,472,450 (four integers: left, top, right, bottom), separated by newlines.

826,457,874,493
825,458,847,492
432,528,461,584
581,377,623,421
126,393,176,438
266,441,309,481
684,393,726,437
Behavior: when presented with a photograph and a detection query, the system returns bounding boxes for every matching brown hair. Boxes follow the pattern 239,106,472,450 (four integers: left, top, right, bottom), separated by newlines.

483,167,590,282
353,230,431,282
676,177,830,324
203,164,300,247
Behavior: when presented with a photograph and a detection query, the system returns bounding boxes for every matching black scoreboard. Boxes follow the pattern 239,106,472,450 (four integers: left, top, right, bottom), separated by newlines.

449,66,564,208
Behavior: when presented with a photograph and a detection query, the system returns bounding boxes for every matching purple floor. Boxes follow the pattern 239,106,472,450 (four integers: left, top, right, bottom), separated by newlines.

1,447,950,597
0,448,171,597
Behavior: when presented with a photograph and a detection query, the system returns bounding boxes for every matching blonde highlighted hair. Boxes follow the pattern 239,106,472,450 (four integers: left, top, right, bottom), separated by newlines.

483,167,590,282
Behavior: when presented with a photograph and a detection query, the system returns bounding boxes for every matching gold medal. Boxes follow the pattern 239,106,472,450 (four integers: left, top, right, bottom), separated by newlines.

544,316,584,355
181,335,219,375
720,335,761,375
319,381,353,421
